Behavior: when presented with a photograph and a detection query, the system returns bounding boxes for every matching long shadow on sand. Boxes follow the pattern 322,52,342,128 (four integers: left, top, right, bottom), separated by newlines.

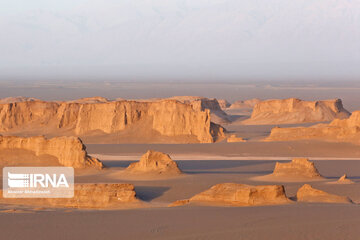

134,186,170,201
176,160,274,171
102,160,135,168
183,170,272,175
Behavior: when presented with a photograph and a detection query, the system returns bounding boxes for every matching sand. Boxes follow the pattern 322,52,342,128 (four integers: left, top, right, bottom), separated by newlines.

0,158,359,239
1,82,360,239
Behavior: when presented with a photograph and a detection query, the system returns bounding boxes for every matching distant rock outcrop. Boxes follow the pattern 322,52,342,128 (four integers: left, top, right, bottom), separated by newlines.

272,158,323,179
0,135,103,169
67,96,109,103
169,96,230,124
0,96,40,104
0,184,140,209
126,150,182,175
170,183,291,207
242,98,350,125
296,184,352,203
227,135,246,143
266,111,360,144
336,174,354,184
229,98,261,110
0,98,225,143
217,99,231,109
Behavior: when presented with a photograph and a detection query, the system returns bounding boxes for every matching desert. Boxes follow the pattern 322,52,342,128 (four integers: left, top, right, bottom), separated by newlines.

2,1,360,237
1,86,360,240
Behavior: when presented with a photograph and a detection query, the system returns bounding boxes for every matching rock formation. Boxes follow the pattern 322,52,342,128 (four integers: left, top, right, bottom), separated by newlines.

0,135,103,169
126,150,182,175
242,98,350,125
217,99,231,109
229,98,261,110
170,183,291,207
266,111,360,144
227,135,246,143
336,174,354,184
67,96,109,103
0,96,40,104
0,184,140,209
169,96,230,124
271,158,323,179
0,98,225,143
296,184,352,203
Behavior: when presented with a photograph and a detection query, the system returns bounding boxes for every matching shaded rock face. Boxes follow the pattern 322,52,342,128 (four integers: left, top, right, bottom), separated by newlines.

0,184,139,209
0,136,103,169
0,99,225,143
296,184,352,204
272,158,322,179
126,150,182,175
266,111,360,144
169,96,230,124
171,183,290,207
217,99,231,109
242,98,350,125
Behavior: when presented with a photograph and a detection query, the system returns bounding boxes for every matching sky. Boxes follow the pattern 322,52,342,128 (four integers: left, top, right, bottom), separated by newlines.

1,0,360,81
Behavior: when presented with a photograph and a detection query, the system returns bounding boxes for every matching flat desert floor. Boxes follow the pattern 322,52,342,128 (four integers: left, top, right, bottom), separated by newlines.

1,157,359,240
1,81,360,240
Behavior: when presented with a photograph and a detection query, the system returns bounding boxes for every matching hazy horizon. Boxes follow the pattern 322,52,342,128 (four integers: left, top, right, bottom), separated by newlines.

1,0,360,81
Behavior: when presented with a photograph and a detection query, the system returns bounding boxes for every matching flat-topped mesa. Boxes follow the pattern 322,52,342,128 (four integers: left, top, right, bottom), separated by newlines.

0,135,103,169
169,96,230,124
266,111,360,144
296,184,352,204
0,98,225,143
229,98,261,109
67,96,109,103
170,183,291,207
0,184,139,209
272,158,323,179
126,150,182,175
242,98,350,125
0,96,40,104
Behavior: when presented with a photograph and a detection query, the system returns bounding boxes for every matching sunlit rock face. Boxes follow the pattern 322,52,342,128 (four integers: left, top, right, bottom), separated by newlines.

126,150,182,175
0,98,225,143
0,135,103,169
296,184,353,204
242,98,350,125
266,111,360,144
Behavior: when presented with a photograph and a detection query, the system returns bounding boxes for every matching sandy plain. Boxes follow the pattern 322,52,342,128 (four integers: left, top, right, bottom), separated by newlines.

1,81,360,240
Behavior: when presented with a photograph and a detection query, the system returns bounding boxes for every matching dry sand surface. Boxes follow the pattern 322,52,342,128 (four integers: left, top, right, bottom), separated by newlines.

1,83,360,239
0,158,359,239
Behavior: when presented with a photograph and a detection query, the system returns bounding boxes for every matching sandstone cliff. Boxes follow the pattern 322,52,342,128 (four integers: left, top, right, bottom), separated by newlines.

0,99,225,143
242,98,350,125
126,150,182,175
0,183,140,209
266,111,360,144
0,135,103,169
169,96,230,124
296,184,352,204
217,99,231,109
170,183,291,207
271,158,322,179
